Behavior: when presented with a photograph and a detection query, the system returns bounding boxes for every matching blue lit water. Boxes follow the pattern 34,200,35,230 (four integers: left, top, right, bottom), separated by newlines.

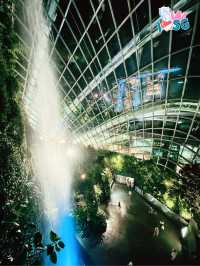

44,215,84,266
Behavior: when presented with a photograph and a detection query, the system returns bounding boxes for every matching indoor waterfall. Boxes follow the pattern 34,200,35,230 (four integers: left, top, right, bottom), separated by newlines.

25,0,82,265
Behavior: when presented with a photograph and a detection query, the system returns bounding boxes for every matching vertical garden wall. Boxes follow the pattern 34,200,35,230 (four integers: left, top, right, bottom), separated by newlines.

0,1,40,264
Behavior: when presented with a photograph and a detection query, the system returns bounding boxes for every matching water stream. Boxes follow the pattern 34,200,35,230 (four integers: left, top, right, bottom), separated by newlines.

25,0,82,265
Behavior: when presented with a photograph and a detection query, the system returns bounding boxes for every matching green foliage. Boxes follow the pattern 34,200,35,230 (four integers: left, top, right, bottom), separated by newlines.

74,183,105,239
50,230,60,242
34,232,43,247
109,154,124,172
0,1,43,265
74,149,110,240
168,166,200,223
74,206,88,235
25,230,64,265
45,232,64,264
74,149,167,240
50,251,57,264
106,152,167,199
58,241,65,249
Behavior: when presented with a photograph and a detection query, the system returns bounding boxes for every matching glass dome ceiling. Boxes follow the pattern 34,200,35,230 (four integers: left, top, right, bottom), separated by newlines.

14,0,200,174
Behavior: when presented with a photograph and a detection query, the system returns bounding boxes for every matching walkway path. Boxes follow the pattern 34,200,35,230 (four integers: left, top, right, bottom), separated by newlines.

83,183,187,265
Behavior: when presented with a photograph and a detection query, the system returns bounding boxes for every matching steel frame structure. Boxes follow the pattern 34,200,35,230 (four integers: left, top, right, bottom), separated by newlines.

14,0,200,174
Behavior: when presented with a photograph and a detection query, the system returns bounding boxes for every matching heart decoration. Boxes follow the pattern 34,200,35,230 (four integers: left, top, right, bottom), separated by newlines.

160,20,173,31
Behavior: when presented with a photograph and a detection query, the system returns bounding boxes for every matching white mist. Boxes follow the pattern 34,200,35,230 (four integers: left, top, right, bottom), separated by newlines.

25,0,78,224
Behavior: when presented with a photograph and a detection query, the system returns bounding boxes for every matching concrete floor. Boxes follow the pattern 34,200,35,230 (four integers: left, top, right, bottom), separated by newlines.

82,183,188,265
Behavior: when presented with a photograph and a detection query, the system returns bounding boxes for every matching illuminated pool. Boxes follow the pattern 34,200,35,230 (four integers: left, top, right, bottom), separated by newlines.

45,215,83,266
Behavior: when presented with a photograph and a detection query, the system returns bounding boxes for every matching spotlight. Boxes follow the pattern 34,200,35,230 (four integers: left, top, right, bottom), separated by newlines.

80,173,86,180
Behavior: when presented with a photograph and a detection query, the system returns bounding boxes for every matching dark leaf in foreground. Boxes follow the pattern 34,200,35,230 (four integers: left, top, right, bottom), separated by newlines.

55,245,60,252
58,241,65,249
47,244,54,256
50,251,57,264
50,230,60,242
34,232,43,247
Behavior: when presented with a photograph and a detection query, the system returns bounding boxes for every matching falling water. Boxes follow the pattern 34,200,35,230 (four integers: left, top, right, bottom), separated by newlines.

25,0,82,265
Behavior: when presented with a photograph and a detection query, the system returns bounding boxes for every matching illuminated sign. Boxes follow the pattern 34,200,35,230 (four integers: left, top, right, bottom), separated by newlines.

157,6,190,32
115,79,126,112
115,68,181,112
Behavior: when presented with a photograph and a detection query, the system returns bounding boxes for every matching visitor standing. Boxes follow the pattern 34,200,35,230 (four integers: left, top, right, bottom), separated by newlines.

171,248,177,261
153,226,159,237
160,221,165,230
